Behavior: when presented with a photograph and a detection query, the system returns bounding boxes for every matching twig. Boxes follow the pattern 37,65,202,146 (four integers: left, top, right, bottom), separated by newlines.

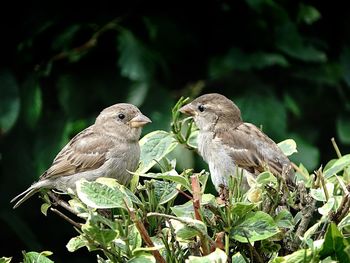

176,188,193,200
330,186,350,225
191,175,202,221
50,208,81,229
125,202,166,263
331,137,342,158
315,167,329,202
48,192,78,216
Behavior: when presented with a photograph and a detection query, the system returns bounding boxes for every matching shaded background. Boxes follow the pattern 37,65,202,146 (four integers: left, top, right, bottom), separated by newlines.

1,0,350,261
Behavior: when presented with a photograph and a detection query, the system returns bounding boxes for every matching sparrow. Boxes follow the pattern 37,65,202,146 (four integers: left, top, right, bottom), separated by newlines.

179,93,294,194
11,103,151,208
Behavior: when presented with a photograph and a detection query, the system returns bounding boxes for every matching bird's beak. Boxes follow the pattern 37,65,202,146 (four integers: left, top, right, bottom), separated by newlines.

129,114,152,128
179,104,196,116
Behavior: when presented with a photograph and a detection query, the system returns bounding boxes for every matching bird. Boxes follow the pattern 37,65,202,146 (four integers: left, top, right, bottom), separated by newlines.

11,103,151,208
179,93,294,196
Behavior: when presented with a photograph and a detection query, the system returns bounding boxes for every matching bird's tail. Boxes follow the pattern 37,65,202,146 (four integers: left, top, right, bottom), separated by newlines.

11,180,50,209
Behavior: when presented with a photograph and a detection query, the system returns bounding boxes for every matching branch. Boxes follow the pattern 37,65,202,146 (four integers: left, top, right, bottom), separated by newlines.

125,203,166,263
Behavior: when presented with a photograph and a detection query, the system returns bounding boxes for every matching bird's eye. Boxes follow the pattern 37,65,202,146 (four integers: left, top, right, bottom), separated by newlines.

118,113,125,120
198,105,205,112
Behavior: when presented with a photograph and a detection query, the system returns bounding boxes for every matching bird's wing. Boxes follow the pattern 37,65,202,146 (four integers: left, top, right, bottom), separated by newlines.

214,123,290,176
40,126,114,180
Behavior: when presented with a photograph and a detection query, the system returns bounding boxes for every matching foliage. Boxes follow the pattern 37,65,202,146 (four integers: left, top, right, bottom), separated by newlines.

4,99,350,262
2,1,350,262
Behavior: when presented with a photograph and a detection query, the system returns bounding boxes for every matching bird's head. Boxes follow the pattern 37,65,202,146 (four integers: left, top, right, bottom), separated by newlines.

179,93,242,131
95,103,151,141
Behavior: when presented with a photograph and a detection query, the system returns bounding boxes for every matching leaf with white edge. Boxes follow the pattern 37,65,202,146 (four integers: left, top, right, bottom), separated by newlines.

171,194,216,218
0,257,12,263
272,248,312,263
153,180,178,205
186,248,227,263
82,221,117,247
128,224,142,251
318,197,336,216
278,139,298,156
310,183,334,201
324,154,350,178
66,236,86,252
22,251,54,263
275,209,294,229
137,131,178,174
231,202,256,218
231,211,279,243
302,221,322,242
76,179,131,209
128,253,156,263
156,174,191,191
231,252,246,263
171,217,207,240
40,203,51,216
256,171,278,186
339,213,350,230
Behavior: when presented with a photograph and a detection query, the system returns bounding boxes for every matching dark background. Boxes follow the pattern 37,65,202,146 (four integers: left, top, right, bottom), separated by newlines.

1,1,350,261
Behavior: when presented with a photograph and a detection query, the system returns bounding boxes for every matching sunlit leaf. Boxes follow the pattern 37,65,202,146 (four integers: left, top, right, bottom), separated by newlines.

278,139,298,156
76,179,131,209
137,131,178,174
231,211,279,242
324,154,350,178
66,236,86,252
186,248,227,263
153,180,178,205
128,253,155,263
22,251,54,263
319,222,350,261
171,217,207,240
272,249,312,263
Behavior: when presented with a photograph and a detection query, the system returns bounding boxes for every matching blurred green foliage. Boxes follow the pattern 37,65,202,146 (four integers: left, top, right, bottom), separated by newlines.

1,0,350,262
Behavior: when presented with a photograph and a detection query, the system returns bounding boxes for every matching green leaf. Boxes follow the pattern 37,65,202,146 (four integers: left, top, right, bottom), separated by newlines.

319,222,350,261
155,173,191,191
297,4,321,25
231,202,256,218
186,248,227,263
171,194,216,218
76,179,131,209
40,203,51,216
137,131,178,174
66,236,86,252
0,257,12,263
128,224,142,251
21,75,42,128
128,253,155,263
235,94,287,139
117,30,155,81
231,252,245,263
209,48,289,78
276,22,326,62
256,171,278,187
171,217,207,240
310,183,334,201
231,211,279,243
278,139,298,156
22,251,54,263
337,116,350,145
272,249,312,263
153,180,178,205
318,197,336,216
82,223,116,247
324,154,350,178
0,69,20,134
275,209,294,229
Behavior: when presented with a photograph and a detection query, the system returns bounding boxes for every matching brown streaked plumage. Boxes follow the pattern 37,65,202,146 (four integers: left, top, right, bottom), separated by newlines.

11,103,151,208
179,93,294,192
